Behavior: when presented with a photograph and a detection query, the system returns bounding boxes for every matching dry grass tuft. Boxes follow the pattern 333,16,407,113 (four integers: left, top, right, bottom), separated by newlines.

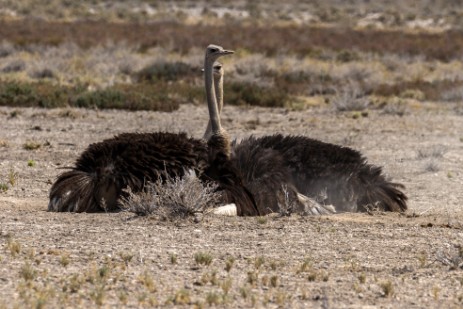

19,262,37,281
380,280,394,297
167,289,191,305
23,141,41,150
417,145,447,159
194,252,213,266
435,246,463,270
225,256,235,273
120,175,220,219
6,237,21,257
380,97,408,116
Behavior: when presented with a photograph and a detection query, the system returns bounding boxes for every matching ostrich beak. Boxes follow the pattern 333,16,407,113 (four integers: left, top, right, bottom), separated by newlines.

221,49,234,55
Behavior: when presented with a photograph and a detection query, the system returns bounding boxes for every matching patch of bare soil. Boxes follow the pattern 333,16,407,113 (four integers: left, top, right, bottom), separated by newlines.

1,103,463,308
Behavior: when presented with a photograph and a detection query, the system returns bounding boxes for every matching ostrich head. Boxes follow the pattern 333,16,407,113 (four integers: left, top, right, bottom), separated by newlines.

212,62,223,79
205,44,234,63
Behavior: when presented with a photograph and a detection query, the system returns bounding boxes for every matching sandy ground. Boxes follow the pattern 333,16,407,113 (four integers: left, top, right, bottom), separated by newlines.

1,103,463,308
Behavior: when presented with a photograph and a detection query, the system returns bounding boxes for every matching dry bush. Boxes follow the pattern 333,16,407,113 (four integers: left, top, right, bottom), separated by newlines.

332,62,382,86
441,87,463,102
0,40,16,57
1,0,463,30
399,89,425,101
272,58,337,96
120,175,220,219
423,161,440,173
231,54,275,88
380,97,408,116
2,19,463,112
435,246,463,270
2,20,463,61
417,145,447,159
29,68,55,79
1,59,25,73
374,80,463,101
332,82,369,111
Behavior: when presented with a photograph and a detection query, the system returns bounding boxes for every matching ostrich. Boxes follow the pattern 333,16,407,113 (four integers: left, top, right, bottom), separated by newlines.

209,62,407,214
48,45,260,216
204,63,335,215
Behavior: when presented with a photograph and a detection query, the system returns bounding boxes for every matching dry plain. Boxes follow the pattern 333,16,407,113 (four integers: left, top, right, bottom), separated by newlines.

1,101,462,308
1,0,463,307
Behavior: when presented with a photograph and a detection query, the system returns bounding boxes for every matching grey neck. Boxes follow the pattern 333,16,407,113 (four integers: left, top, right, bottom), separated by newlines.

204,73,223,139
215,74,224,114
204,59,221,136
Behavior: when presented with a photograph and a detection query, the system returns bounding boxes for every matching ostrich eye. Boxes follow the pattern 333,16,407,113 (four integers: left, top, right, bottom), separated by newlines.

209,48,218,53
214,65,222,70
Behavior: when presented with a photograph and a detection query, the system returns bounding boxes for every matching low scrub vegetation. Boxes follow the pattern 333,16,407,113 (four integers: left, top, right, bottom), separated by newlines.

134,61,199,82
0,81,180,111
1,20,463,61
224,82,289,107
374,80,463,102
1,17,463,111
120,176,220,219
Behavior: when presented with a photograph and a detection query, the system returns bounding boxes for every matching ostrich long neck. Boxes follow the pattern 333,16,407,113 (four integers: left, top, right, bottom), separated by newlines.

205,58,221,134
204,72,223,139
215,72,223,115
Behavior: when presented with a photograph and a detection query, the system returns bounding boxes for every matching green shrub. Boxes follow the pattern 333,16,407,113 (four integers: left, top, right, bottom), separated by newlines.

118,84,178,111
224,82,289,107
0,82,72,108
73,84,179,111
0,82,35,107
135,61,197,82
399,89,425,101
174,83,204,104
1,73,292,110
336,50,359,62
73,88,125,109
34,83,72,108
0,81,182,111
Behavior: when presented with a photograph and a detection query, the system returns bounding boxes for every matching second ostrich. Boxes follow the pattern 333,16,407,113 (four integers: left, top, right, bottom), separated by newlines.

208,62,407,214
48,45,260,216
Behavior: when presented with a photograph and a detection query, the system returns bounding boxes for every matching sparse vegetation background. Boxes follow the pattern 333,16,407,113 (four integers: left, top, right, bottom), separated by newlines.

1,1,463,308
1,1,463,111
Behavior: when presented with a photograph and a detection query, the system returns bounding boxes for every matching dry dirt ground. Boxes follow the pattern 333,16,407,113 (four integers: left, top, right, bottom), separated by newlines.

0,103,463,308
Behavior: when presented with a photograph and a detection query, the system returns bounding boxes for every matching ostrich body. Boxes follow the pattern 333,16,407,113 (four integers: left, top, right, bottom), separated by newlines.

49,132,208,212
232,134,407,213
48,45,260,216
211,62,407,214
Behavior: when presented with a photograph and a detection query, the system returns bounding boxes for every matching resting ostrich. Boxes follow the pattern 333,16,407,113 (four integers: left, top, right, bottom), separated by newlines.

204,63,335,215
209,62,407,214
48,45,260,216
